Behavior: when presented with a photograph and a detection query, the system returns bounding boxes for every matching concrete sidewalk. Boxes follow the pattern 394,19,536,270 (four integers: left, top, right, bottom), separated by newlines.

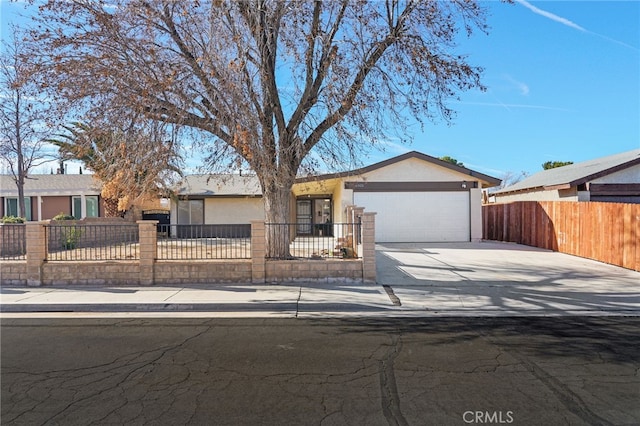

0,283,396,318
1,279,638,318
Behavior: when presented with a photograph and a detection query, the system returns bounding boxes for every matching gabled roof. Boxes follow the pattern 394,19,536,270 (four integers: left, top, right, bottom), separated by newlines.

495,148,640,195
0,174,101,196
174,174,262,197
295,151,502,186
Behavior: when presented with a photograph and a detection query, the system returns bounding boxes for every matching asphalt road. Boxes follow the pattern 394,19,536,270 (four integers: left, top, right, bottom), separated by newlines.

2,317,639,425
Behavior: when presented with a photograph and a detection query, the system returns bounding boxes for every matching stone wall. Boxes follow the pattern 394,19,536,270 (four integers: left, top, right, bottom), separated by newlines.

0,261,26,285
155,261,252,284
42,262,140,286
265,259,363,283
1,214,376,286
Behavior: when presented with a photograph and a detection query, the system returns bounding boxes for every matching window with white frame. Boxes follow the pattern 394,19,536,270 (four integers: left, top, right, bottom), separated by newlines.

72,196,99,219
4,197,32,220
177,199,204,224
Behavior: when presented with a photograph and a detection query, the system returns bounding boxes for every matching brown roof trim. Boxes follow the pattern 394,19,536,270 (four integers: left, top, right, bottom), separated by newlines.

345,181,476,192
567,157,640,186
296,151,501,186
542,183,572,191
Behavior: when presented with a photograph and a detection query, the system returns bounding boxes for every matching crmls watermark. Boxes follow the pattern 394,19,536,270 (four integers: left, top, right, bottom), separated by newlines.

463,411,514,424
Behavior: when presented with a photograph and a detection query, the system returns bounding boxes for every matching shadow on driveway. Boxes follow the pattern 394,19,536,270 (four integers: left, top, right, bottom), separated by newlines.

376,241,640,314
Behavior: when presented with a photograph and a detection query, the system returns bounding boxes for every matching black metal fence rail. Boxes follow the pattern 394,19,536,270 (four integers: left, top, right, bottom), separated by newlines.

46,224,140,261
0,224,26,260
265,222,361,260
157,224,251,260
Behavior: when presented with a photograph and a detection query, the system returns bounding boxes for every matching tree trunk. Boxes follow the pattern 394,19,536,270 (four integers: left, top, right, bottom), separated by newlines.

17,176,26,220
16,150,26,220
103,197,120,217
15,107,26,220
262,179,294,259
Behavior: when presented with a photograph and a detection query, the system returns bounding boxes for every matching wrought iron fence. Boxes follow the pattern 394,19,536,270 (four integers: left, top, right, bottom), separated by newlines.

46,223,139,261
265,222,361,260
0,224,26,260
157,224,251,260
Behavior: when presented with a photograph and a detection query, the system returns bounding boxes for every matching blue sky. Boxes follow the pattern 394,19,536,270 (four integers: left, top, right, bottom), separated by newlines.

2,1,639,179
403,0,640,178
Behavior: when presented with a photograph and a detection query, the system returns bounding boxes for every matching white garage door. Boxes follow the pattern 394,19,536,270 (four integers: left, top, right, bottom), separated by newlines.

354,191,470,242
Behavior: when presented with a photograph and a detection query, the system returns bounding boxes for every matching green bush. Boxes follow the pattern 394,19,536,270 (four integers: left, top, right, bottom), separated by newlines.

52,212,76,221
1,216,25,223
61,227,82,250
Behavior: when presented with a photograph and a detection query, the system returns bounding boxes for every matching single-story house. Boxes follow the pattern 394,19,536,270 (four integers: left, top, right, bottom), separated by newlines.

492,149,640,204
0,174,104,221
173,151,501,242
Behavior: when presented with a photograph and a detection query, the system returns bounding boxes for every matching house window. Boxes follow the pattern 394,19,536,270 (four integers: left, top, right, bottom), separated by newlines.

177,199,204,225
86,196,99,217
72,196,99,219
5,197,32,221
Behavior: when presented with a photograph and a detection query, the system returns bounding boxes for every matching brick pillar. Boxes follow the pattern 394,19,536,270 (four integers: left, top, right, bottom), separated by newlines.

26,222,47,287
361,212,376,284
251,221,266,283
137,221,158,286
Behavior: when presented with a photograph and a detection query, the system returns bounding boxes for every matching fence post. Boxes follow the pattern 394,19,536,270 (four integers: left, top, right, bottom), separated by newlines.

352,206,365,252
137,221,158,285
251,221,266,283
361,212,376,284
25,221,48,287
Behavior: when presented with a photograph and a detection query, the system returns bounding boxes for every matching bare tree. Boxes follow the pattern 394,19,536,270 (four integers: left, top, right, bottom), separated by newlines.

0,27,54,219
497,170,529,190
29,0,490,256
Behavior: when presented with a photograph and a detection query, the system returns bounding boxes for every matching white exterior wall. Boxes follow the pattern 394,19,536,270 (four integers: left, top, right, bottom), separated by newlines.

170,202,178,225
470,188,482,242
334,183,355,222
204,198,264,224
577,191,591,201
494,188,578,203
591,164,640,184
358,157,464,181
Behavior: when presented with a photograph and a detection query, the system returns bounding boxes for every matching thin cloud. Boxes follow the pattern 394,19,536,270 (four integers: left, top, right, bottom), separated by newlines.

515,0,586,32
503,74,530,96
516,0,639,52
458,101,571,113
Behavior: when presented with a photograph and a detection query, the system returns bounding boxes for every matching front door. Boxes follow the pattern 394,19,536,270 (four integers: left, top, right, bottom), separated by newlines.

296,198,332,236
296,200,312,235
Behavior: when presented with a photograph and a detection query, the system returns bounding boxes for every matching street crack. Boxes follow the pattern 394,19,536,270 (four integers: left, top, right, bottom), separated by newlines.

379,334,408,426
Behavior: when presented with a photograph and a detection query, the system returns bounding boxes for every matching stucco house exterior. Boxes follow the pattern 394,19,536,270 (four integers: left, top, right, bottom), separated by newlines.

493,149,640,204
0,174,104,221
173,151,501,242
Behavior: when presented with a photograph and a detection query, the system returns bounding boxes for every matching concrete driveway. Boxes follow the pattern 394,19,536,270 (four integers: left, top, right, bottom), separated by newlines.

376,241,640,315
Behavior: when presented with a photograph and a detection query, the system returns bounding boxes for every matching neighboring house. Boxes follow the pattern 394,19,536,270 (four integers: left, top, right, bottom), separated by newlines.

493,149,640,204
173,151,501,242
0,174,103,221
171,174,263,237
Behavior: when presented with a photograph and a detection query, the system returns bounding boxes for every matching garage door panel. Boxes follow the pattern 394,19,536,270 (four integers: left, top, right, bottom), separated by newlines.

354,192,469,242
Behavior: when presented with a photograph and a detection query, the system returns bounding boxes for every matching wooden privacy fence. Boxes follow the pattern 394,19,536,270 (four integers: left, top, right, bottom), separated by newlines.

483,201,640,272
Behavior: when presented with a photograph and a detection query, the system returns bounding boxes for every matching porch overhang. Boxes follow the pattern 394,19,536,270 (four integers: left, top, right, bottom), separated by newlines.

292,177,342,197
